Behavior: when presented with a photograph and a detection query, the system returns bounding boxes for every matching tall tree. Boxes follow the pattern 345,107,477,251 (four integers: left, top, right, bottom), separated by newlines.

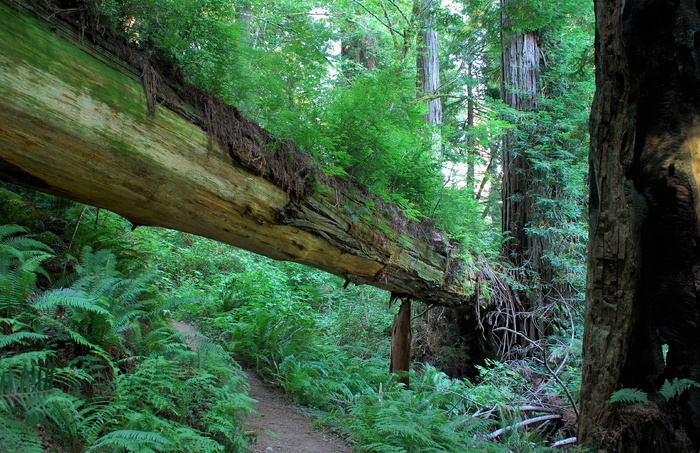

415,0,443,127
580,0,700,450
340,21,377,78
499,0,541,270
498,0,553,347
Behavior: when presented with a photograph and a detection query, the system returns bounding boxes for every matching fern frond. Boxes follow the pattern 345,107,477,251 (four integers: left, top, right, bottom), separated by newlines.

75,247,120,281
660,378,700,400
53,325,118,377
191,334,232,368
0,418,44,453
0,331,48,349
79,397,118,440
2,236,53,255
0,225,52,280
33,288,110,317
53,365,95,390
0,350,55,368
45,395,84,449
112,272,155,302
150,295,209,317
16,254,52,279
0,267,38,316
0,363,57,413
114,357,183,420
361,442,406,452
0,316,30,329
0,224,29,242
610,388,649,404
87,429,174,452
167,425,226,453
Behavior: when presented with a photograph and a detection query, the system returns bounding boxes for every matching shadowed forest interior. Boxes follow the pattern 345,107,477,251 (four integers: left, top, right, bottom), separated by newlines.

2,0,700,451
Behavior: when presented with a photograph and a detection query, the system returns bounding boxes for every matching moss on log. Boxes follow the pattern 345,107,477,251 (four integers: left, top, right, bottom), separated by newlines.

0,0,473,309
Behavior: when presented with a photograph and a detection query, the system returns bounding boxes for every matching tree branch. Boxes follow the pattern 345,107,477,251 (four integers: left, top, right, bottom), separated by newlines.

485,414,562,439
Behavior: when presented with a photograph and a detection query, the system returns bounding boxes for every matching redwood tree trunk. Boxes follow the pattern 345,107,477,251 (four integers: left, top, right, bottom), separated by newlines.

580,0,700,451
387,0,443,383
500,5,540,268
466,62,476,193
497,1,557,347
415,0,442,127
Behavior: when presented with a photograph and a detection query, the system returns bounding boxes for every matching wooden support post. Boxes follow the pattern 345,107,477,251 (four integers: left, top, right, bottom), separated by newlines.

390,297,412,387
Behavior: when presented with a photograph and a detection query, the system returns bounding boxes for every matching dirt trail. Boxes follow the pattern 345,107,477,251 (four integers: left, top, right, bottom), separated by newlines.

171,321,352,453
245,368,352,453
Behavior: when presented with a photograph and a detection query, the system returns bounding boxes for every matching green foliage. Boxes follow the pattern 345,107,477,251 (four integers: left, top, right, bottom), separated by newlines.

0,225,53,321
609,388,649,404
182,229,566,451
0,215,254,453
610,378,700,406
339,370,489,452
88,0,488,233
0,176,585,452
0,363,57,415
660,378,700,400
0,331,48,349
0,417,44,453
108,355,253,452
96,0,248,95
295,64,443,215
0,224,53,267
87,429,175,453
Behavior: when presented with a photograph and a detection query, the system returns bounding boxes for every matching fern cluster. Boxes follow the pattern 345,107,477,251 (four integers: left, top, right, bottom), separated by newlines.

193,243,565,452
610,378,700,405
0,223,254,452
0,186,578,452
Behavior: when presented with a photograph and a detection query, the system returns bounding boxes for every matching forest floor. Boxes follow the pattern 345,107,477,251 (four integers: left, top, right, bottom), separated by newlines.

171,321,352,453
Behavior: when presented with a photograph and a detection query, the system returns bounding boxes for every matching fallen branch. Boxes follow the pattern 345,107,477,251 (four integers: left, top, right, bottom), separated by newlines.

472,405,498,419
551,437,577,447
493,326,579,417
485,414,562,440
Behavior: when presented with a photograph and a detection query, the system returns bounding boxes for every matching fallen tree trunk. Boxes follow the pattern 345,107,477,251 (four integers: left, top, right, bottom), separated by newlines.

0,1,474,312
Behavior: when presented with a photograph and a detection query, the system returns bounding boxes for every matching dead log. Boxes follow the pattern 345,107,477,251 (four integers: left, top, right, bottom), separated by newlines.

0,0,473,313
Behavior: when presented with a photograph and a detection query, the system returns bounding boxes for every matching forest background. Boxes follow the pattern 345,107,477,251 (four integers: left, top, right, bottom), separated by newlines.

1,0,595,451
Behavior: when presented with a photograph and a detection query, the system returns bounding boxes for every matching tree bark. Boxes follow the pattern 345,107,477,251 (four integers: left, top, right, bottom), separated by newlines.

500,1,540,268
496,0,558,349
466,63,476,193
415,0,442,127
390,297,412,387
580,0,700,451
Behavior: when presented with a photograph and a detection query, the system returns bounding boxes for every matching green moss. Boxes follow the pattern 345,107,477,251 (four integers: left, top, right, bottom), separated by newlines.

0,3,147,118
0,3,212,155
